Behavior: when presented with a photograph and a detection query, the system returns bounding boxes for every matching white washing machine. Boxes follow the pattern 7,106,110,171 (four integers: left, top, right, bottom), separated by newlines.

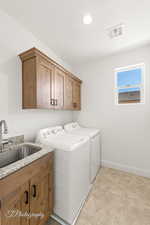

36,126,91,225
64,122,101,183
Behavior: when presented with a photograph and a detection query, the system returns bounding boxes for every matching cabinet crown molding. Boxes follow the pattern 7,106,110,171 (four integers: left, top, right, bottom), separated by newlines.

19,47,82,83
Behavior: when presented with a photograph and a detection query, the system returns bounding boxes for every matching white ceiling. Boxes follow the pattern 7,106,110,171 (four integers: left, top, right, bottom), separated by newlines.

0,0,150,66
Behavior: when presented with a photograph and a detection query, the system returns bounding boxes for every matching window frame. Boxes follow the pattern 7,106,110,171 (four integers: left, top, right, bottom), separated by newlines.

114,63,145,105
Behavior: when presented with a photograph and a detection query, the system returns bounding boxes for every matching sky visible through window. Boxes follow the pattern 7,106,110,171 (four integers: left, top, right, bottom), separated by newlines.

117,68,142,93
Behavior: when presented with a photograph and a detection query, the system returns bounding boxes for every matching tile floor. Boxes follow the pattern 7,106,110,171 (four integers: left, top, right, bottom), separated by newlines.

48,167,150,225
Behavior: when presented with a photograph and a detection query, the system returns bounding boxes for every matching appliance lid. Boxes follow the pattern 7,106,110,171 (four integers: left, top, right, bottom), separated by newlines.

64,123,100,138
37,132,89,151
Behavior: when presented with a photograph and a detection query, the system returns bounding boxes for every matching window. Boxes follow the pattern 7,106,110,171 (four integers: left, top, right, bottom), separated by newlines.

115,64,145,104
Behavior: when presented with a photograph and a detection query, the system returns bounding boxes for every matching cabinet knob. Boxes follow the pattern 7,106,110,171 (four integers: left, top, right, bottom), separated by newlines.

32,185,37,198
55,99,58,106
73,103,77,108
50,99,54,105
24,191,29,204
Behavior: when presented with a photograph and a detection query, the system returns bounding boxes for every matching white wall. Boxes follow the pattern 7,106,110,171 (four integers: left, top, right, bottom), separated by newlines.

74,45,150,177
0,9,73,141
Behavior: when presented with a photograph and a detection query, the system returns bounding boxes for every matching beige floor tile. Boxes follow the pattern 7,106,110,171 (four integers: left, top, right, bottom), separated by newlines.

76,167,150,225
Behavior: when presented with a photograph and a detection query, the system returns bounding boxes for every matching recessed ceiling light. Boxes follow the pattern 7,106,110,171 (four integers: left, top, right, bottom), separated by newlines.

83,14,93,25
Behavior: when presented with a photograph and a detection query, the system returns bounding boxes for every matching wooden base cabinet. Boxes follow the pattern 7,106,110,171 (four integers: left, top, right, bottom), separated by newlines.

30,173,51,225
0,152,53,225
19,48,82,110
1,182,30,225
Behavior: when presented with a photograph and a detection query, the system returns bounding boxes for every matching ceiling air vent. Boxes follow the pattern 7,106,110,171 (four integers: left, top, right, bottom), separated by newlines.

108,24,124,39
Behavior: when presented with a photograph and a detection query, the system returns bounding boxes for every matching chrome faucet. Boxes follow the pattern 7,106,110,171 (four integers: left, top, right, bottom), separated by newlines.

0,120,8,151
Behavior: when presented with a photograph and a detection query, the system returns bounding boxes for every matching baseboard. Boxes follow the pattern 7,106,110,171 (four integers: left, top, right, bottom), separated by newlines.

102,160,150,178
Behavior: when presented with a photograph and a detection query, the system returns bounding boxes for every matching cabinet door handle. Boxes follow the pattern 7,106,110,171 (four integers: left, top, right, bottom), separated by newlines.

73,102,77,108
55,99,58,106
24,191,29,204
32,185,36,198
50,99,54,105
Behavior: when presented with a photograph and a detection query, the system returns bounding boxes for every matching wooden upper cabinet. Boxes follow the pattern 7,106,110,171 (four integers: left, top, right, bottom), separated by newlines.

19,48,82,110
21,57,37,108
73,79,81,110
54,67,65,109
36,56,54,109
64,75,81,110
64,74,74,110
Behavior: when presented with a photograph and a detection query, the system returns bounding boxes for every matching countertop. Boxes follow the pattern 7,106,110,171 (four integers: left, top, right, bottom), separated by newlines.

0,142,54,180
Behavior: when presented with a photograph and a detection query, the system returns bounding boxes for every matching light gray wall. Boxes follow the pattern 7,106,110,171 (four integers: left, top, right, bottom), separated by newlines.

73,45,150,177
0,9,73,141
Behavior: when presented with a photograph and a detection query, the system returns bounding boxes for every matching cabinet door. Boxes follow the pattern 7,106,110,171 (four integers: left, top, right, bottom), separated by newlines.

1,182,30,225
54,67,65,109
30,172,52,225
22,57,36,108
64,75,74,110
37,57,54,109
73,80,81,110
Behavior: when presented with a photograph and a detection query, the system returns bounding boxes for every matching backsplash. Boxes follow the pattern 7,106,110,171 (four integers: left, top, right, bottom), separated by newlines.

2,135,24,152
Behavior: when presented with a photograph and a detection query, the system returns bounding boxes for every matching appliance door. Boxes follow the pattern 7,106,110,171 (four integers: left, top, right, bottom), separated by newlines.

90,134,101,183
